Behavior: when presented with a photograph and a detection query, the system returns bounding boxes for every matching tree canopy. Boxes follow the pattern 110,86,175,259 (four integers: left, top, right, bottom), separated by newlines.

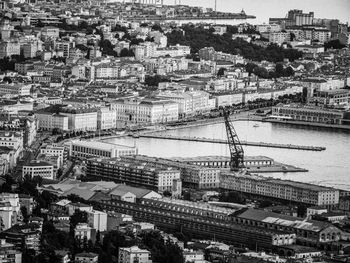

166,25,302,62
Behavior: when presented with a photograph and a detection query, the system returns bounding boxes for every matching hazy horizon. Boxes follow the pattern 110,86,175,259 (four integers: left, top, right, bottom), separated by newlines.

162,0,350,24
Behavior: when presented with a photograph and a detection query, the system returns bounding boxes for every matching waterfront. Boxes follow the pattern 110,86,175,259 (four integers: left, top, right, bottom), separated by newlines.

105,120,350,191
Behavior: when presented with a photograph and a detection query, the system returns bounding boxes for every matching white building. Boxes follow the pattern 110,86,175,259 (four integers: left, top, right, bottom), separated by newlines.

134,42,156,60
112,98,179,125
40,144,66,167
0,84,32,97
0,131,23,165
156,91,214,118
97,107,116,130
268,32,291,44
183,249,204,263
118,246,152,263
256,24,281,33
306,206,328,217
87,210,107,232
75,253,98,263
0,193,20,230
60,107,98,131
22,160,54,180
35,112,69,131
69,140,137,159
0,41,20,58
74,223,93,241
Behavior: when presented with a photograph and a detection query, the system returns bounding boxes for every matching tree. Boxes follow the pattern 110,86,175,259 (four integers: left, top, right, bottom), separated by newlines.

70,210,88,231
324,39,346,50
163,190,172,197
36,19,45,27
217,67,226,77
20,206,29,223
275,63,284,77
285,66,295,77
2,76,12,83
151,24,163,32
120,48,133,57
166,25,302,62
297,204,307,218
219,191,245,204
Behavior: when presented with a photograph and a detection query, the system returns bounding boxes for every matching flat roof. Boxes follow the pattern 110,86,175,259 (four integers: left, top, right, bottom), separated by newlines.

71,140,136,151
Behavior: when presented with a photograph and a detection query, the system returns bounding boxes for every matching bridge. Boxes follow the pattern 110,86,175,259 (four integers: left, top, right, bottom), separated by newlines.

136,134,326,151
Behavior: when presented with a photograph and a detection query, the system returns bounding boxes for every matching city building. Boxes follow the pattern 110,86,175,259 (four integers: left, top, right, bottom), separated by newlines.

183,249,205,263
74,223,94,242
0,223,41,252
307,207,328,217
40,144,67,167
272,104,345,125
312,89,350,108
97,107,116,130
256,24,281,33
94,188,297,250
87,210,107,232
86,157,182,194
0,131,23,165
68,140,137,159
118,246,152,263
59,107,98,131
0,239,22,263
121,155,221,189
220,171,340,206
112,98,179,126
75,252,98,263
156,90,214,118
35,111,69,131
0,41,20,59
0,84,32,97
22,160,55,180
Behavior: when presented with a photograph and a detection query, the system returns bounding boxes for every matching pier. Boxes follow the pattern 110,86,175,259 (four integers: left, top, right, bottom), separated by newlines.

136,134,326,151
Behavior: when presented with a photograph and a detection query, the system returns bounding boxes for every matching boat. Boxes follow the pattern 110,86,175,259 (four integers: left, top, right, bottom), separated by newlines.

253,124,260,128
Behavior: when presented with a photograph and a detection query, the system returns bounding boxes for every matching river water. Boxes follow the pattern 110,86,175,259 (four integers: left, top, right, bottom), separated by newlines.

105,121,350,191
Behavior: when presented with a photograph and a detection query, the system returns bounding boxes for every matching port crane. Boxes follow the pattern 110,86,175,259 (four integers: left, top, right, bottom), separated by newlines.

222,109,244,171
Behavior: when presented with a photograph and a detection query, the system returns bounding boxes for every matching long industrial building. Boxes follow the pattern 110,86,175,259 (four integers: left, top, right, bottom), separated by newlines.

90,185,341,251
91,186,297,250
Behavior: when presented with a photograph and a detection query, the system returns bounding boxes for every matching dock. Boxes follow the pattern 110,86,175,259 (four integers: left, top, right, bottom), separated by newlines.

137,134,326,151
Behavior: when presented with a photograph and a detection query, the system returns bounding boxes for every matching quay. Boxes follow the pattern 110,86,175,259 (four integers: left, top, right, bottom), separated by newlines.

173,156,308,173
137,134,326,151
263,118,350,131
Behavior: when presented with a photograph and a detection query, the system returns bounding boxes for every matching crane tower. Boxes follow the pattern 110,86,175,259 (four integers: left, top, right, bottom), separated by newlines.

223,109,244,171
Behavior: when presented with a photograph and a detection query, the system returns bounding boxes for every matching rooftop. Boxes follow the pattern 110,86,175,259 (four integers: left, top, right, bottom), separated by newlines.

71,140,136,151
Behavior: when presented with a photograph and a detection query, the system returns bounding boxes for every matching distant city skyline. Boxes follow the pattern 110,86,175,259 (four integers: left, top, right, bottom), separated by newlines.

163,0,350,24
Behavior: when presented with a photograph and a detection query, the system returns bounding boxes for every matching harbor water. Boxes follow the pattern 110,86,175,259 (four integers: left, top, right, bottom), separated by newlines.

105,121,350,191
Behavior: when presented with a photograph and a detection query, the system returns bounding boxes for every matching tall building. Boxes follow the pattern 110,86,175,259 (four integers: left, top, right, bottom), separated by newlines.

287,9,314,26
